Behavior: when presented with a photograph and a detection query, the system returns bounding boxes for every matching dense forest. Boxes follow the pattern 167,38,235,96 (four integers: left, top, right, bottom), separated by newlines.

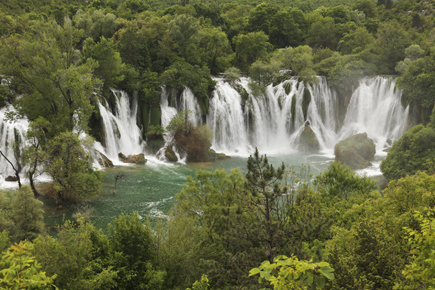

2,0,435,289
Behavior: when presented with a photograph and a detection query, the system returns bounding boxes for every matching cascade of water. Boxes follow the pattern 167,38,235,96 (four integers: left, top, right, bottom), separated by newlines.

0,106,29,187
207,78,249,153
180,87,202,126
207,76,338,154
97,90,145,161
338,77,409,152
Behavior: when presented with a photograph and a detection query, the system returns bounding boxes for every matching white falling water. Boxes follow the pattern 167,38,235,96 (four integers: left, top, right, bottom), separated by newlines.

157,87,203,162
96,89,145,163
338,77,409,153
206,76,408,156
208,76,338,154
0,106,29,188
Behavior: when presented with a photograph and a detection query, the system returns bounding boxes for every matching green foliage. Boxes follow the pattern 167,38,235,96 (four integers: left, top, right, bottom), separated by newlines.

396,48,435,118
307,16,339,50
398,208,435,289
232,31,273,72
223,67,241,85
380,124,435,180
269,9,305,48
186,275,210,290
34,219,117,290
374,21,410,74
168,14,200,64
0,18,98,135
249,255,334,289
0,241,57,290
314,161,378,201
161,61,216,104
107,212,165,290
147,125,165,136
338,27,374,54
0,187,44,242
114,27,151,74
82,37,125,94
89,10,118,41
42,132,102,207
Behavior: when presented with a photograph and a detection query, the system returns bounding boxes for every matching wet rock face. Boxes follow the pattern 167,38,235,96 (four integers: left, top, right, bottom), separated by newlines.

298,124,320,152
118,153,147,164
334,133,376,170
164,146,178,162
97,151,114,168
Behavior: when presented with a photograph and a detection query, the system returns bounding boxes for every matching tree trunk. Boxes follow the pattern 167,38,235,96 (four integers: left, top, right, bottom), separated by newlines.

0,150,21,188
29,172,39,197
56,191,63,210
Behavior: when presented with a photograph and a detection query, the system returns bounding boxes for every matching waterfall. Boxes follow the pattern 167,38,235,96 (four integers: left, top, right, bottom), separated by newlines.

96,89,145,162
0,106,28,187
338,77,409,153
206,76,407,155
157,87,202,162
207,76,338,154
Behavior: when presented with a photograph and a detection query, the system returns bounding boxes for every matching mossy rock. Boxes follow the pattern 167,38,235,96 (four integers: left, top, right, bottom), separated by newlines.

208,149,230,161
165,145,178,162
299,124,320,152
217,153,230,160
283,82,292,95
97,150,114,168
5,176,18,182
118,153,147,164
334,133,376,170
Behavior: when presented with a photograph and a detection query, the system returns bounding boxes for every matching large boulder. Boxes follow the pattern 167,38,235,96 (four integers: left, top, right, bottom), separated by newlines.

118,152,147,164
5,176,18,182
334,133,376,170
299,124,320,152
209,149,230,161
165,146,178,162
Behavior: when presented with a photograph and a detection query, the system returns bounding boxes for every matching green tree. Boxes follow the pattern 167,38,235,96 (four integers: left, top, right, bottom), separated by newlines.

269,10,303,48
90,10,118,41
82,37,125,95
232,31,273,72
114,27,151,74
374,21,409,74
396,48,435,123
380,125,435,180
307,16,339,50
338,27,374,54
168,14,200,64
314,162,378,201
22,117,51,197
10,186,44,241
106,213,165,290
247,3,277,35
352,0,375,18
0,18,99,135
199,26,232,74
42,132,102,209
34,219,117,290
